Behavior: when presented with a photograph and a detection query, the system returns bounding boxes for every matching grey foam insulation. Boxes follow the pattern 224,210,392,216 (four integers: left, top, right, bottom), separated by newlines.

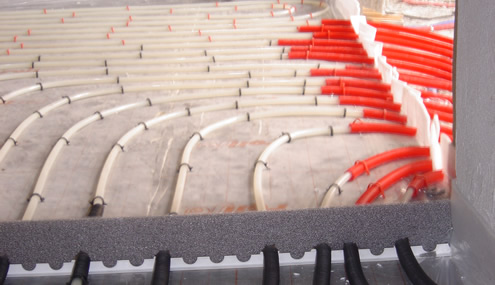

0,201,451,268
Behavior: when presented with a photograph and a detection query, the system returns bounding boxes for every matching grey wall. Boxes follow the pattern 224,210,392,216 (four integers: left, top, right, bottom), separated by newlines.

452,0,495,283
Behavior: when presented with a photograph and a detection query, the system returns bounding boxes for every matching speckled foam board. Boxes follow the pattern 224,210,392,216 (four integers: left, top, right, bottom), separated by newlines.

0,200,451,268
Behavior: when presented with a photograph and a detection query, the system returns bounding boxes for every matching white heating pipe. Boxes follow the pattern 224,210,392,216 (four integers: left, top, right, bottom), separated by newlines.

319,172,352,207
0,62,342,101
1,79,325,165
171,107,360,214
253,125,351,211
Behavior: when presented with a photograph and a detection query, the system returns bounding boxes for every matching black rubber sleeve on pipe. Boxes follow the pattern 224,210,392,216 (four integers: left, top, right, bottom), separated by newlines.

313,243,331,285
67,251,90,285
395,238,437,285
151,250,171,285
262,245,280,285
88,204,104,217
343,243,369,285
0,254,9,285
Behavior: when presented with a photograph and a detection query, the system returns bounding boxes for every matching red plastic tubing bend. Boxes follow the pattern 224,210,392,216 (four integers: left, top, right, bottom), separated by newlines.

381,49,452,73
338,96,401,112
398,72,452,91
421,90,453,104
326,78,391,92
368,21,454,45
349,122,417,136
386,59,452,81
346,147,430,181
382,45,452,66
407,170,444,197
356,160,433,204
290,46,367,55
321,86,394,100
311,68,382,80
375,34,453,58
339,96,401,112
288,51,374,65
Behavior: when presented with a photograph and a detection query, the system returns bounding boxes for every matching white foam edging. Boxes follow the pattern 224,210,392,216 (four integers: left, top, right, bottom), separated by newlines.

334,0,360,19
6,244,451,278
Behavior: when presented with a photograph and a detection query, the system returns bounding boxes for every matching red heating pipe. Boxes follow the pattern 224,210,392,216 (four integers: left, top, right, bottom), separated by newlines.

382,45,452,66
368,21,454,45
311,68,382,80
290,46,367,55
339,96,401,112
298,25,355,33
326,78,391,92
423,100,453,113
321,86,394,100
440,125,453,141
383,50,452,73
398,72,452,91
426,108,453,123
363,109,407,124
344,65,377,71
421,90,453,104
386,59,452,81
375,34,453,58
356,159,433,204
407,170,444,197
312,31,359,40
347,146,430,180
278,38,363,48
349,122,417,136
375,29,453,51
288,51,374,64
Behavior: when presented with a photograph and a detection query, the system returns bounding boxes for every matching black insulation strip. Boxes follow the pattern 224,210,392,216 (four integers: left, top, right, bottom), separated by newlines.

0,254,9,285
151,250,171,285
262,245,280,285
344,243,369,285
88,204,104,217
395,238,437,285
313,243,331,285
67,251,90,285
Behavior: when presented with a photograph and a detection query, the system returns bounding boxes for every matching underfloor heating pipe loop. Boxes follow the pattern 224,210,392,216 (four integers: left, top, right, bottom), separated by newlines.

355,160,433,205
151,250,171,285
381,45,452,67
67,251,90,285
375,34,453,58
395,238,437,285
374,28,453,51
420,90,452,104
343,243,369,285
386,58,452,81
0,254,9,285
262,245,280,285
381,49,453,73
313,244,331,285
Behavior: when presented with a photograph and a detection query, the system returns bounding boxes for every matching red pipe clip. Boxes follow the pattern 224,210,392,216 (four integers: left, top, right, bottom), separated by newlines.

407,170,444,197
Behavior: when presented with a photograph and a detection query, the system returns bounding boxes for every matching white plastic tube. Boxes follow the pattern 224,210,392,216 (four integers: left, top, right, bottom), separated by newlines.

319,172,352,207
171,107,362,214
93,97,342,214
0,62,340,82
253,125,351,211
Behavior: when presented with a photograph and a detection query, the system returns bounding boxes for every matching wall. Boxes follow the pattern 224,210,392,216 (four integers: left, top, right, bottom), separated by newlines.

452,0,495,283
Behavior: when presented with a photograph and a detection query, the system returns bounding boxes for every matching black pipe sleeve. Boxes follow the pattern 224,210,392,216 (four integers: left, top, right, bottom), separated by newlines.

151,250,171,285
67,251,90,285
0,254,9,285
313,243,331,285
395,238,437,285
88,204,104,217
343,243,369,285
262,245,280,285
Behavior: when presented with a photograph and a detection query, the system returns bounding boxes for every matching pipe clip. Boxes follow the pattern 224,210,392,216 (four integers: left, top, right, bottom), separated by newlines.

281,132,292,143
178,162,193,172
90,196,107,205
27,193,45,202
327,183,342,195
255,160,270,170
191,132,204,140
